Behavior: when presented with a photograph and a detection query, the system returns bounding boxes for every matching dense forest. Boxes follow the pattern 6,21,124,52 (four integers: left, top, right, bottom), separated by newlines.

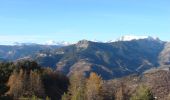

0,60,69,100
2,60,167,100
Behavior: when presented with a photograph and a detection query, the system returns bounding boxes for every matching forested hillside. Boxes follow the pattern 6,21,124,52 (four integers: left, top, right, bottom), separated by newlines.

0,60,69,100
1,60,170,100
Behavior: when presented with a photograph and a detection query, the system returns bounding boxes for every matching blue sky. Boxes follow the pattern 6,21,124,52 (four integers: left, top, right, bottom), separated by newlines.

0,0,170,44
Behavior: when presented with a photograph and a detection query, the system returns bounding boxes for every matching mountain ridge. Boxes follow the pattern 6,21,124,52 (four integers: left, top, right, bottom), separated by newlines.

1,38,169,79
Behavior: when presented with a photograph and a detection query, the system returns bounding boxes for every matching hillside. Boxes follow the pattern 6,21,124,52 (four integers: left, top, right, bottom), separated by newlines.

105,69,170,100
0,38,167,79
36,38,165,79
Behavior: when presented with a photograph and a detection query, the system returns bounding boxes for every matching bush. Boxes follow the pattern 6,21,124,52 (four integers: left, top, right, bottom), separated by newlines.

130,85,154,100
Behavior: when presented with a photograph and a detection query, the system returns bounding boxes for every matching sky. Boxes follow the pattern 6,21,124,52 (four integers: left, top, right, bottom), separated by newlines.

0,0,170,44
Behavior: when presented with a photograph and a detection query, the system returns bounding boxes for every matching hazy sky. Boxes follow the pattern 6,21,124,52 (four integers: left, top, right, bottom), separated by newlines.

0,0,170,44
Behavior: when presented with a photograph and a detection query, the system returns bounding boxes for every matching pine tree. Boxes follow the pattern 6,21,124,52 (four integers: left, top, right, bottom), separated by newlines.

62,72,86,100
7,69,45,99
29,70,45,97
0,62,13,99
70,72,86,100
85,72,103,100
7,69,24,99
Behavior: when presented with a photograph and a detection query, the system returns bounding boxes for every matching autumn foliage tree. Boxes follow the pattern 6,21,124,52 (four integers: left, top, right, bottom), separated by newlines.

85,72,103,100
7,60,45,99
62,72,86,100
62,72,104,100
0,60,69,100
29,70,45,97
7,69,45,99
7,69,23,99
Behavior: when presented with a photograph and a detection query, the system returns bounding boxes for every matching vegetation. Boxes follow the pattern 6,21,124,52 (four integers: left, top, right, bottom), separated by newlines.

61,72,86,100
0,60,69,100
0,62,14,100
86,72,103,100
1,60,170,100
130,85,154,100
42,71,69,100
7,69,45,99
62,72,104,100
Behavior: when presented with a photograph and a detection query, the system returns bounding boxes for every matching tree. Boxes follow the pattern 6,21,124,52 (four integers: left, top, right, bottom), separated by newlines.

61,93,69,100
62,72,86,100
85,72,103,100
7,69,45,99
130,85,154,100
7,69,24,99
70,72,86,100
115,82,129,100
42,71,69,100
0,62,14,99
29,70,45,97
15,60,41,72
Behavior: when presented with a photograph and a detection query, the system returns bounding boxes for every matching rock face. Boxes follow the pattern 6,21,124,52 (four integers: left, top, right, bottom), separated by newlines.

159,42,170,67
76,40,89,50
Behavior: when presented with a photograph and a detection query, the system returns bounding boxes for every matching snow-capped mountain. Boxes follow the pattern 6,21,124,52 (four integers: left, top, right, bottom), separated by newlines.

117,35,160,41
6,35,161,46
13,41,73,46
13,42,38,46
45,40,73,46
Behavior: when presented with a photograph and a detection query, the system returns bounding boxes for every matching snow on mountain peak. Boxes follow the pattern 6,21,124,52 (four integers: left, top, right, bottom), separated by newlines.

45,40,72,46
45,40,56,45
117,35,160,41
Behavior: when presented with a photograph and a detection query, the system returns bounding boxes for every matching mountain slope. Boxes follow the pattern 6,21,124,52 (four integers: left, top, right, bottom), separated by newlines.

159,42,170,66
105,69,170,100
35,39,164,79
0,38,166,79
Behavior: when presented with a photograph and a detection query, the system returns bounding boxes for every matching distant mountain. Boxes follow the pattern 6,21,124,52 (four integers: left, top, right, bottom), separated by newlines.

0,37,168,79
0,57,6,62
117,35,160,41
44,40,73,46
0,44,61,61
35,39,165,79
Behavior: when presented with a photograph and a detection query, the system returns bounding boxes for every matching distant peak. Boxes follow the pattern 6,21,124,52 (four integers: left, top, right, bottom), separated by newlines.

13,42,38,46
77,40,90,44
45,40,72,46
76,40,90,49
117,35,160,41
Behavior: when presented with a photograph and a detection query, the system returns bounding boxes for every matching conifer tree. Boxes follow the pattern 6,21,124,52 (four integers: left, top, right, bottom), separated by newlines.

7,69,24,99
29,70,45,97
0,62,13,99
62,72,86,100
85,72,103,100
8,69,45,99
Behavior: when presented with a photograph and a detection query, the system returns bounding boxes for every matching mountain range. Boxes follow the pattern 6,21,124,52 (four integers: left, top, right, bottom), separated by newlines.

0,36,170,79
